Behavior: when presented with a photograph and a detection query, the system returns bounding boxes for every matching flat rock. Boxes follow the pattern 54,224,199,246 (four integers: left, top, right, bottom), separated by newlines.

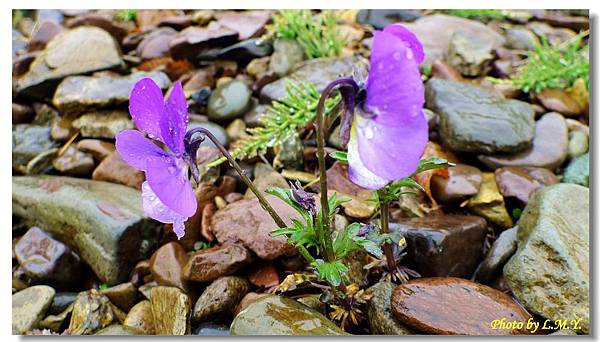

366,281,414,335
494,167,559,205
150,286,191,335
52,71,170,114
475,227,518,284
72,110,134,139
192,276,250,323
169,21,238,60
260,55,368,103
16,26,123,97
357,9,422,28
52,146,95,177
92,150,145,189
426,78,535,154
183,244,253,282
66,12,129,42
137,27,178,60
211,195,301,260
15,226,82,288
391,277,535,335
12,285,55,334
76,139,115,161
504,184,589,333
403,14,505,67
230,295,347,335
216,10,271,40
479,113,568,170
389,215,487,278
12,176,162,284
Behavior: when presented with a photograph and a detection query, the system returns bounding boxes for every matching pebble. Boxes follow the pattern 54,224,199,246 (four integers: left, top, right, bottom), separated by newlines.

430,164,482,203
207,80,252,122
68,289,115,335
269,38,305,77
12,285,55,334
192,276,250,323
475,227,518,283
92,150,145,189
466,172,514,229
563,152,588,187
52,146,95,177
567,130,588,159
494,166,559,205
72,110,134,139
183,244,253,282
123,300,155,335
76,139,115,161
366,281,414,335
149,242,191,292
150,286,191,335
12,124,57,171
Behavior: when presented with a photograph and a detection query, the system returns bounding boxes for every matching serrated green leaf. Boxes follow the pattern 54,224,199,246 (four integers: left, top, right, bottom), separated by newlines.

329,151,348,164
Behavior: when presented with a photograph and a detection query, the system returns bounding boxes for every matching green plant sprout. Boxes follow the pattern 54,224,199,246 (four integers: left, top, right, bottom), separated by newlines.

489,31,589,93
115,9,137,22
271,9,346,59
207,82,340,168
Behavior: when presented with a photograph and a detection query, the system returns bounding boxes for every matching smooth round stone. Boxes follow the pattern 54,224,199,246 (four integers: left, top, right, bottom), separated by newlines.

192,276,250,323
269,38,305,77
562,152,589,187
475,227,518,283
494,166,559,205
567,130,588,159
230,295,347,335
504,27,540,50
430,164,482,203
479,113,568,170
207,80,251,122
193,322,230,336
391,277,535,335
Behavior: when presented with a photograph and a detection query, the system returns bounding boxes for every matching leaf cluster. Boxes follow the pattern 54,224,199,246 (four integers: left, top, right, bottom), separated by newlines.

209,82,340,167
443,9,530,21
115,9,137,22
271,10,346,59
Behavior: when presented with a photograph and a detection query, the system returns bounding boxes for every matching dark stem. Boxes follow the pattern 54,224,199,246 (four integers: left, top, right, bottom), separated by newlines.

315,77,359,262
380,200,397,273
185,127,287,229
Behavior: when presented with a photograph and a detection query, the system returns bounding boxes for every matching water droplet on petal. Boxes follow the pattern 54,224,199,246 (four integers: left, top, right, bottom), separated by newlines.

365,126,374,140
393,51,403,61
405,48,413,60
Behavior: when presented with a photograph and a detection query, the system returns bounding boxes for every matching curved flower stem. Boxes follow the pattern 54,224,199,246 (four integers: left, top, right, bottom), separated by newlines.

185,127,287,229
316,77,360,262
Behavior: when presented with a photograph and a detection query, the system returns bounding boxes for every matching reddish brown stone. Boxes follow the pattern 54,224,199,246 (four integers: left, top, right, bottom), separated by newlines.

248,262,280,288
136,27,178,60
390,215,487,278
12,51,40,77
66,13,129,41
224,192,244,203
12,103,35,124
233,292,269,317
183,244,253,282
136,10,178,30
494,166,559,205
149,242,190,292
76,139,116,161
158,15,194,30
27,20,63,51
210,194,300,260
130,260,150,287
536,88,584,116
430,164,482,203
391,277,536,335
217,10,272,40
169,22,238,60
431,59,464,82
92,150,144,189
200,202,217,242
100,282,139,312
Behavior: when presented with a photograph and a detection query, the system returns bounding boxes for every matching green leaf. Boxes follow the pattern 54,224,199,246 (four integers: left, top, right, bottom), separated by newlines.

311,260,349,287
333,223,360,258
412,156,455,176
266,187,312,224
329,151,348,164
327,192,352,216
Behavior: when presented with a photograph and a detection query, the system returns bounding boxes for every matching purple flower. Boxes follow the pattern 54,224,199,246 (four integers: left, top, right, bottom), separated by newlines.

115,78,197,239
291,180,317,216
347,24,428,190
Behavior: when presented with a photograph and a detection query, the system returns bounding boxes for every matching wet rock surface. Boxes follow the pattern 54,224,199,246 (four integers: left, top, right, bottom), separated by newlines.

230,295,348,335
475,227,518,283
391,277,535,335
426,78,535,154
390,215,487,278
504,184,589,333
183,244,253,282
12,176,162,284
366,281,413,335
192,276,250,323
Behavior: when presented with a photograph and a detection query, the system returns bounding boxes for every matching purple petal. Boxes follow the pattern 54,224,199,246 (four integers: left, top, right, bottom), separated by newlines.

347,121,389,190
115,129,169,171
141,181,188,239
145,155,197,217
365,30,425,128
161,81,188,156
129,78,168,143
355,112,428,182
383,24,425,64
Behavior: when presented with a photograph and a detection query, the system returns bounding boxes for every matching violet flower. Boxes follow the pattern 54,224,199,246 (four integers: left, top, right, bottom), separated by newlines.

115,78,197,239
291,180,317,217
331,24,428,190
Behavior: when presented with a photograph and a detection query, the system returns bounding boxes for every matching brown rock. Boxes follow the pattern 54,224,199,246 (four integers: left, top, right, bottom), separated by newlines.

211,195,300,260
391,277,535,335
192,276,250,323
430,164,482,203
200,202,217,242
158,15,194,30
28,20,63,52
169,21,238,60
100,282,138,312
183,68,214,96
224,192,244,203
12,103,35,124
76,139,115,161
68,290,116,335
390,215,487,278
430,59,464,82
217,10,272,40
183,244,253,282
233,292,269,317
15,227,82,289
150,286,190,335
129,259,150,287
494,167,559,205
123,300,155,335
66,13,129,42
536,88,584,116
136,27,178,60
52,146,95,177
149,242,190,292
92,150,144,189
136,10,178,30
248,262,280,288
479,113,568,171
50,112,77,142
12,51,40,77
